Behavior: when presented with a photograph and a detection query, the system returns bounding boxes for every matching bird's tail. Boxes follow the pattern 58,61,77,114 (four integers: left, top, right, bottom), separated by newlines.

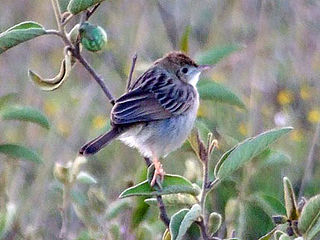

79,127,121,155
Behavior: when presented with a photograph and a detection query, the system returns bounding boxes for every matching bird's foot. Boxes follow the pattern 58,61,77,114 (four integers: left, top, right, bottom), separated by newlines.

150,161,165,187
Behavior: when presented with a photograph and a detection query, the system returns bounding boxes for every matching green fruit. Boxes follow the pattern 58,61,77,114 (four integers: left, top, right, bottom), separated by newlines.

79,22,107,52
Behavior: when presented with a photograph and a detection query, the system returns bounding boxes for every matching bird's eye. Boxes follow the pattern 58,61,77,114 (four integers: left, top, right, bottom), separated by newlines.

181,67,188,74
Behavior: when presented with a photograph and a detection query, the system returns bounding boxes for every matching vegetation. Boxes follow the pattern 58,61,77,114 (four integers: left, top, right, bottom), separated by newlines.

0,0,320,239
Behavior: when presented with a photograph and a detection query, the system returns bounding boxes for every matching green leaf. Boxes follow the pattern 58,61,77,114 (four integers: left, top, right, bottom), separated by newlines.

274,230,287,240
215,127,293,180
198,79,245,108
253,193,286,216
29,53,73,91
58,0,70,12
144,194,197,208
0,93,18,110
180,25,191,53
283,177,299,220
214,142,244,178
257,149,291,168
169,209,189,240
279,234,291,240
298,195,320,238
195,119,211,141
0,105,50,129
176,204,201,240
258,228,276,240
0,21,46,54
76,171,97,184
105,199,131,220
195,44,241,65
67,0,104,14
208,212,222,235
0,144,42,163
119,174,200,198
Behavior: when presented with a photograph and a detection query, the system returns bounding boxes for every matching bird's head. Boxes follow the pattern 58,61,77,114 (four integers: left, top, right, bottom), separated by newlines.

155,51,211,86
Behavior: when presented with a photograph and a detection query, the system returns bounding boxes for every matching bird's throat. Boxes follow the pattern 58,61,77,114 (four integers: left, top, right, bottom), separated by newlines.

189,72,201,87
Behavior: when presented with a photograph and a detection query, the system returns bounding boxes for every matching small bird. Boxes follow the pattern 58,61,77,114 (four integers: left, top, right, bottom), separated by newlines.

80,51,210,186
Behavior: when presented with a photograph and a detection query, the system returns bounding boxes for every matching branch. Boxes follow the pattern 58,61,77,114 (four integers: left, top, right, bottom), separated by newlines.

197,220,213,240
50,0,62,31
144,157,170,227
126,53,138,91
157,195,170,227
86,3,101,20
71,50,115,105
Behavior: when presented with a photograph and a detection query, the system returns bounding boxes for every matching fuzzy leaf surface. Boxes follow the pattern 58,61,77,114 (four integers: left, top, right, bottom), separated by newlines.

119,174,200,198
0,105,50,129
68,0,104,14
195,44,241,65
176,204,201,240
198,79,245,108
298,194,320,239
169,209,189,240
215,127,293,180
0,21,45,54
0,144,42,163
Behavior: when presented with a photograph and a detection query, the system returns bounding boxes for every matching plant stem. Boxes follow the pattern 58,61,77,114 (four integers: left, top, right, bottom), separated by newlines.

126,53,138,91
86,3,101,20
200,154,209,220
197,220,212,240
144,157,170,227
157,195,170,227
72,51,115,105
50,0,62,31
59,183,71,239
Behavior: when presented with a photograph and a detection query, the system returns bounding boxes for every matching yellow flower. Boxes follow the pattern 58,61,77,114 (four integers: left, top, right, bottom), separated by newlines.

44,100,58,117
277,90,294,105
300,85,312,100
238,122,248,136
92,115,106,129
308,110,320,123
290,130,303,142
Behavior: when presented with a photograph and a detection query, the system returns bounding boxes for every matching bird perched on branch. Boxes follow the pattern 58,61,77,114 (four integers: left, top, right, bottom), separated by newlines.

80,51,210,186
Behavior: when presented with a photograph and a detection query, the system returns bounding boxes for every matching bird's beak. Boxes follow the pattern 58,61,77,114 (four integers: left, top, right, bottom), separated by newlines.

197,64,213,72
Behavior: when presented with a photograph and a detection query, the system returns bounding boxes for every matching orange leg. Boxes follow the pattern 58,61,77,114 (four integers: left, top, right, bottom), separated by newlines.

150,156,165,186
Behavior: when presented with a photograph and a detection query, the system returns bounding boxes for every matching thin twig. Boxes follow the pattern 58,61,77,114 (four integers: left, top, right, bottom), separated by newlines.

144,157,170,227
61,13,73,27
200,153,209,222
59,184,71,239
156,195,170,227
50,0,62,31
197,220,212,240
299,121,320,199
126,54,138,91
86,3,101,20
144,157,152,167
72,51,115,105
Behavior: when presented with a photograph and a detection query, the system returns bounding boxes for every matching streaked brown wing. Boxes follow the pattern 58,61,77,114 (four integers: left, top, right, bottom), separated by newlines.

111,71,196,125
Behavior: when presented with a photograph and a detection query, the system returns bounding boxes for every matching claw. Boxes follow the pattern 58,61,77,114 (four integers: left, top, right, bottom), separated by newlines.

150,160,165,186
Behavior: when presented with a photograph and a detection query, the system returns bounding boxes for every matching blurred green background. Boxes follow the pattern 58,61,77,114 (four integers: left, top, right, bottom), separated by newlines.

0,0,320,239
